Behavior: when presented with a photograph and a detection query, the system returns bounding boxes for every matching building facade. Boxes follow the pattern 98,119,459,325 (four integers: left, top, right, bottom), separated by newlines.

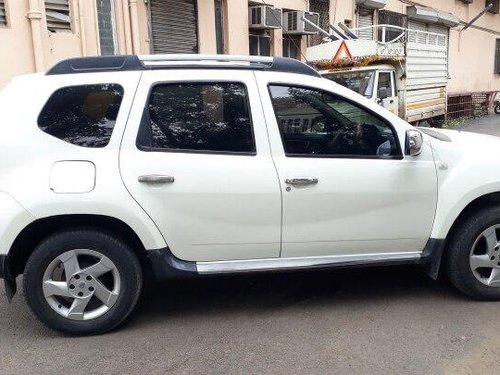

0,0,499,96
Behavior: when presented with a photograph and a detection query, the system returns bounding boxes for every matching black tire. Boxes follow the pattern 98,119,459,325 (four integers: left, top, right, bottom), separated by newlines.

23,229,143,335
428,115,445,128
446,206,500,300
495,105,500,115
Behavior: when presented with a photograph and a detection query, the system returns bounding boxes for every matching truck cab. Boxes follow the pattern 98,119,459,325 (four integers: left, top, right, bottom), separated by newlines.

307,24,449,125
321,64,399,115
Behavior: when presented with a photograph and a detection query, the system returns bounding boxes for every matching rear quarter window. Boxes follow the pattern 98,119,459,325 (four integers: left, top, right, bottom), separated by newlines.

38,84,124,148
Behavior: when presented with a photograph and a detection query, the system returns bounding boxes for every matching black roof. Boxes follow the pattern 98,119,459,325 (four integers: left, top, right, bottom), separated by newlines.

46,55,321,78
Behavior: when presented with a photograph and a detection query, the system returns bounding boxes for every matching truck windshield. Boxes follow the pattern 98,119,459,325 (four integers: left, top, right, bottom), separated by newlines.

323,71,375,99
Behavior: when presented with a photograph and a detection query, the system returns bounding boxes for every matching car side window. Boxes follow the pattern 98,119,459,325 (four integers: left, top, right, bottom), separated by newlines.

137,82,256,154
38,84,124,148
268,85,400,158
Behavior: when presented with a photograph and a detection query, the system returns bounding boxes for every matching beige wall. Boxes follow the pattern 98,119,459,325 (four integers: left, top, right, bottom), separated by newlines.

0,0,35,87
1,0,499,95
330,0,355,25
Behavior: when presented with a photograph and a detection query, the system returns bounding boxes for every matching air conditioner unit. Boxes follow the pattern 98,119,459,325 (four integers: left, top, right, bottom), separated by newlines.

249,6,282,29
283,10,320,35
486,0,500,14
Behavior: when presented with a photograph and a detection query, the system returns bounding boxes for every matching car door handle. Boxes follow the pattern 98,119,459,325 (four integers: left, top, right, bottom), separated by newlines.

138,175,175,184
285,177,319,186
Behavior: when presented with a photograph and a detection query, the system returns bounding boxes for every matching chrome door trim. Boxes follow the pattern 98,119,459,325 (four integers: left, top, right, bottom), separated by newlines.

196,251,422,274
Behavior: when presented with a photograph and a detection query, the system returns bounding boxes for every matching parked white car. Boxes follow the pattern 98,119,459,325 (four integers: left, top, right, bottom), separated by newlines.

1,55,500,335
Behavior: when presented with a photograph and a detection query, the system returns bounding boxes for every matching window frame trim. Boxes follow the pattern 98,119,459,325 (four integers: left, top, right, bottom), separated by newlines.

136,80,258,156
37,82,125,148
267,83,404,160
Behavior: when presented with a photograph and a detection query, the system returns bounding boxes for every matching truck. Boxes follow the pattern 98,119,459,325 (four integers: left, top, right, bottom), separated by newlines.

306,24,448,126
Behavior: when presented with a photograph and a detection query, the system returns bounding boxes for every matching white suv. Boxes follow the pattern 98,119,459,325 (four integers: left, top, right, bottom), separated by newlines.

1,54,500,335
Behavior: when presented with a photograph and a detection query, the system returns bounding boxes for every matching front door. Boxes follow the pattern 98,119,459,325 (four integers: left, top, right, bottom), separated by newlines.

377,71,399,115
256,73,437,258
120,70,281,262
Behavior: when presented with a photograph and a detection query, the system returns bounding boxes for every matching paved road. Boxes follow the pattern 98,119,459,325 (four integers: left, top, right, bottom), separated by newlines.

1,269,500,374
458,114,500,136
2,116,500,374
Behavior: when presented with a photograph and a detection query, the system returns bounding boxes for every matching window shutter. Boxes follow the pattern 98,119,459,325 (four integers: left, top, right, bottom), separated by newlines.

45,0,71,31
0,0,6,26
357,9,374,40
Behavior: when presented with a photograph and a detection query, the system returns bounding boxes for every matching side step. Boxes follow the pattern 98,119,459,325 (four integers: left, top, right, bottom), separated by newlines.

147,248,423,280
197,252,422,274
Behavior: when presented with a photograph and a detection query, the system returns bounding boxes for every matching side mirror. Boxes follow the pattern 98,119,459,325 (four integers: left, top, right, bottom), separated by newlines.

378,87,389,100
405,129,423,156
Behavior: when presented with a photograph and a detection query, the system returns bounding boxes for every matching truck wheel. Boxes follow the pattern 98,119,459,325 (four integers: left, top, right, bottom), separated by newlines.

446,206,500,300
23,229,142,335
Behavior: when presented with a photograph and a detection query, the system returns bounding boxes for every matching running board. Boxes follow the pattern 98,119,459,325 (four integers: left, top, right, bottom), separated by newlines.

196,252,422,274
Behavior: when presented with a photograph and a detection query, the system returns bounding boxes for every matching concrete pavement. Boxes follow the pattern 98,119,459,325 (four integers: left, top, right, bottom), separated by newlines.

458,114,500,136
1,268,500,374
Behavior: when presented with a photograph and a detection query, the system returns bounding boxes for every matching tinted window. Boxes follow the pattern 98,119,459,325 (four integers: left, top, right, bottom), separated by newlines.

38,84,124,148
139,82,255,154
269,85,400,157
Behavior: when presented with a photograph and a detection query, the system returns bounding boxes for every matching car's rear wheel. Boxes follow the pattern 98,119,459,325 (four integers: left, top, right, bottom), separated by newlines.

23,229,142,335
447,206,500,300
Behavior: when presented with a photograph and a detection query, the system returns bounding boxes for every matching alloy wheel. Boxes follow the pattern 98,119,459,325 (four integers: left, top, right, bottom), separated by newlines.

42,249,121,320
470,225,500,287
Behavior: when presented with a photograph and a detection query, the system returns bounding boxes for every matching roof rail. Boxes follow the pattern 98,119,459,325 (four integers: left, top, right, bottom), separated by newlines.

46,54,320,77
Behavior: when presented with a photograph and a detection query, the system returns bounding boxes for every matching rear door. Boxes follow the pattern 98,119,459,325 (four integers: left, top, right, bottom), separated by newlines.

120,70,282,262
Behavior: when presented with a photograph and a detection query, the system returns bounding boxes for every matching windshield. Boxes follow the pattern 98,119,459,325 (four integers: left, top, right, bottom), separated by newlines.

323,70,375,99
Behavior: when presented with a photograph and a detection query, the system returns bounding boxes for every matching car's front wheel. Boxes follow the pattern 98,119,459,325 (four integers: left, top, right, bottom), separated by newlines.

447,206,500,300
23,229,142,335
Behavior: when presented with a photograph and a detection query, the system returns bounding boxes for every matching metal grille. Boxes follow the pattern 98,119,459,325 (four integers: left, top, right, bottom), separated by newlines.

251,7,261,25
286,12,297,31
357,9,374,40
378,10,406,42
96,0,116,56
0,0,6,26
428,24,448,47
45,0,71,32
150,0,199,54
308,0,328,46
447,92,497,119
408,20,428,44
265,6,281,28
408,20,448,46
214,0,224,54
